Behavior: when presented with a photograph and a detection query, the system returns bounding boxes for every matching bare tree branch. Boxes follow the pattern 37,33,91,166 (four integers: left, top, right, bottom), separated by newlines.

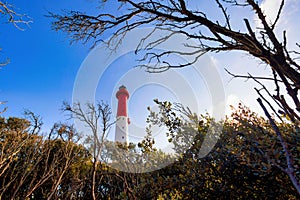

0,1,32,66
62,101,114,200
257,98,300,194
225,68,284,83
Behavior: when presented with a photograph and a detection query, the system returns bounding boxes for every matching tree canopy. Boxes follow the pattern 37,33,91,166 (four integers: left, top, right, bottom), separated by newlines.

0,102,299,199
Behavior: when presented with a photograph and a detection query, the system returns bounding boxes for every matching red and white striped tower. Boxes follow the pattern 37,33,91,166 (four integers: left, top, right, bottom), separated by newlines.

115,85,130,145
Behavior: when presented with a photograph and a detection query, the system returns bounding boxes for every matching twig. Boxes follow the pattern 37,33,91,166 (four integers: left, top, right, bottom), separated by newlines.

257,98,300,195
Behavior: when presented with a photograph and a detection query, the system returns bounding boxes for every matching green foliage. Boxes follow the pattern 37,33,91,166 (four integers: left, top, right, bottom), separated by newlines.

0,101,299,199
132,100,299,199
0,117,91,199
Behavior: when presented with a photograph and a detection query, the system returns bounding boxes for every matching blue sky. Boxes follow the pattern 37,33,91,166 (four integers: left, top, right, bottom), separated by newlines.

0,1,97,129
0,0,299,143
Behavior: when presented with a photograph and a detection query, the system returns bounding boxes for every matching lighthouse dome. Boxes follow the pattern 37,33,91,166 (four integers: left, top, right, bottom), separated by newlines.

116,85,129,99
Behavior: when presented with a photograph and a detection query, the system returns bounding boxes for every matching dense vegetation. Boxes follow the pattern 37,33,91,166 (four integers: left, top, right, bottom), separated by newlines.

0,102,298,199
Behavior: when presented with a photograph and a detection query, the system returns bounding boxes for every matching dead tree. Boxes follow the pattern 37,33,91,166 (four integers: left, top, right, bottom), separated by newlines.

62,101,114,200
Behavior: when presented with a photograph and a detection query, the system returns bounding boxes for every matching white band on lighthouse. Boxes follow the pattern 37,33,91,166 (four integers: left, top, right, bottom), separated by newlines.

115,116,129,145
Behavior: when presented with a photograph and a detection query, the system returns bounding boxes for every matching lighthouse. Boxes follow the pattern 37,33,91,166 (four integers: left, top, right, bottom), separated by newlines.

115,85,130,146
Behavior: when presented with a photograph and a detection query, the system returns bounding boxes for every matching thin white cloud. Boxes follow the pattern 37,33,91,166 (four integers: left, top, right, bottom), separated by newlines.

259,0,300,55
259,0,300,29
260,0,282,25
225,94,241,116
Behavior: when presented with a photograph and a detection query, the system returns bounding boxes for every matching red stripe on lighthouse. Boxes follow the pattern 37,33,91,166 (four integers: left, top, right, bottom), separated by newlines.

116,85,129,117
